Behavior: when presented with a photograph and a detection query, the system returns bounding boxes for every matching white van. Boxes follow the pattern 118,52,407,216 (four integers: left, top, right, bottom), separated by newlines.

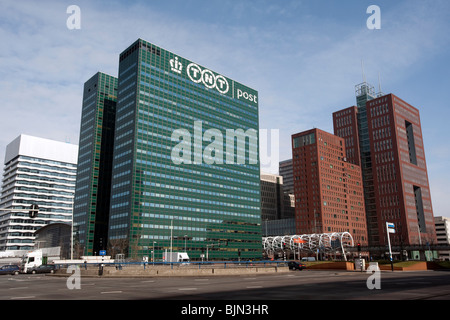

164,252,190,264
301,257,316,262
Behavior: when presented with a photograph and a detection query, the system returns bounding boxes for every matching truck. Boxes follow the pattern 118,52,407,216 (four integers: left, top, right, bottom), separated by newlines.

163,252,190,263
21,247,61,273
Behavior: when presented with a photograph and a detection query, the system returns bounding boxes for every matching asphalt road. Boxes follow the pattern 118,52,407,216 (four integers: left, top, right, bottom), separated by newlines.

1,269,450,301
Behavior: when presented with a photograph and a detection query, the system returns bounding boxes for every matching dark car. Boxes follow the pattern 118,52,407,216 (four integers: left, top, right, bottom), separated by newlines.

288,261,306,270
29,264,56,274
0,264,20,275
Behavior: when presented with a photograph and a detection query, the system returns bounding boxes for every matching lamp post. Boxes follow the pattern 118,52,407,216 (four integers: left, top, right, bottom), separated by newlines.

169,219,173,264
70,201,74,260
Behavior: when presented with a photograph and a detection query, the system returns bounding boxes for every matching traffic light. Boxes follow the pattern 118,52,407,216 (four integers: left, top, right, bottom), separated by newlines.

357,243,361,252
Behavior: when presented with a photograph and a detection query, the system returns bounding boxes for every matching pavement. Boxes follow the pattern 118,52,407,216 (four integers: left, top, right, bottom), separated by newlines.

1,269,450,301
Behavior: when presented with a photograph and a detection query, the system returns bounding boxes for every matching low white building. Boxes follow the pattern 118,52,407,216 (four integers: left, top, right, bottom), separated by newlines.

435,216,450,261
0,134,78,252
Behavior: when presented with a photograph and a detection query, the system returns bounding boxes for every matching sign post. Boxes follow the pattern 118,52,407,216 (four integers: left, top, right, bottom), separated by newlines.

386,222,395,271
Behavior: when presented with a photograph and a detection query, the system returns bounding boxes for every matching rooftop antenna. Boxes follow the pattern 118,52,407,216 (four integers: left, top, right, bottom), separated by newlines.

377,72,384,97
361,60,366,83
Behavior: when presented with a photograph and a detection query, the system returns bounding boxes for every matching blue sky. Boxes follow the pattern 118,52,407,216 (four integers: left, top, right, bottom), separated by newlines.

0,0,449,218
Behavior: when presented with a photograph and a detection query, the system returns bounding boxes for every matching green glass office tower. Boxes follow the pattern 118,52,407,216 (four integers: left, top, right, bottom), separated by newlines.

355,83,378,245
73,72,118,256
109,39,261,260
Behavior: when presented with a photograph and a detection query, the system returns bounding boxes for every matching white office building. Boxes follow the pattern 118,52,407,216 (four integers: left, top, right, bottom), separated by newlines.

0,135,78,251
435,216,450,261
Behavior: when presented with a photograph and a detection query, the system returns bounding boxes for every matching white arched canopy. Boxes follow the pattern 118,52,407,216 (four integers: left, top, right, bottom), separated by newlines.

263,232,354,261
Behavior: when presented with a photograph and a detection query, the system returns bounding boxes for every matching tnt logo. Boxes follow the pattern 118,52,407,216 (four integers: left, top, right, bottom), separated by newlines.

170,56,183,74
186,63,229,94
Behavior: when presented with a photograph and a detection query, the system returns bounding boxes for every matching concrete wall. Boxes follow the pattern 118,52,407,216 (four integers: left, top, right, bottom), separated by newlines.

55,265,290,277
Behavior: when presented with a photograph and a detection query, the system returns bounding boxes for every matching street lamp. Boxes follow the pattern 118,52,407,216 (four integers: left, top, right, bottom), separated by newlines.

152,241,157,265
169,219,173,264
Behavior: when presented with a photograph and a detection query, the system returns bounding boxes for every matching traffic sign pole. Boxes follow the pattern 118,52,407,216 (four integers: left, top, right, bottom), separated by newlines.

386,222,394,271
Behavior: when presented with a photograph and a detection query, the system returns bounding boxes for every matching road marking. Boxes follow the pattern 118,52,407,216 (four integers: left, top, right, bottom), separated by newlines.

179,288,198,291
141,280,155,283
101,291,123,294
9,287,29,290
246,286,263,289
10,296,35,300
8,278,27,282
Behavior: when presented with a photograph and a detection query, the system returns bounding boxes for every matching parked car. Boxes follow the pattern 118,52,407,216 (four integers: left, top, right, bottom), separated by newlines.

0,264,20,275
29,264,56,274
288,261,306,270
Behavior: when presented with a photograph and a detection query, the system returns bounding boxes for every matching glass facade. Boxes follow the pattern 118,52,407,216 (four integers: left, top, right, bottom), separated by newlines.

108,39,261,260
355,83,378,245
73,72,118,256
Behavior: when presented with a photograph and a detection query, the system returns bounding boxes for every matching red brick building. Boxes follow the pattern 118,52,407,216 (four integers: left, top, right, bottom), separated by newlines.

332,106,361,166
333,92,437,248
292,128,368,245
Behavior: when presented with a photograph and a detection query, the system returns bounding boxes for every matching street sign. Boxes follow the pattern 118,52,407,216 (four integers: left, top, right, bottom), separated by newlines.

387,222,395,233
386,222,394,271
99,250,106,256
